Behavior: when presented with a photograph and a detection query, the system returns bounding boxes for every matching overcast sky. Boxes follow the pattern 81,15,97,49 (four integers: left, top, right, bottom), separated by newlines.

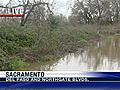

53,0,74,16
0,0,74,17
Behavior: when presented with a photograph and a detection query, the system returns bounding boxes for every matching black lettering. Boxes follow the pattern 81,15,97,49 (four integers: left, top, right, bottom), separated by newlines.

6,72,9,77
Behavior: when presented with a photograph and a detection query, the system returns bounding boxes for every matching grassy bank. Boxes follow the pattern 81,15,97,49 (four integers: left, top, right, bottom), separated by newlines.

3,24,120,70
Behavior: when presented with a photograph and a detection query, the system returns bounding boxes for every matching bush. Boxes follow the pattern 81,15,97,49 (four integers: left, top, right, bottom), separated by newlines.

0,49,9,70
0,24,34,70
15,33,35,47
9,56,29,70
1,41,19,55
0,25,35,55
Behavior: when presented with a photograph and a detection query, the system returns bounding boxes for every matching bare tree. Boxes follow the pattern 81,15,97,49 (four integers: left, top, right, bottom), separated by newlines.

69,0,120,25
0,0,54,26
20,0,53,26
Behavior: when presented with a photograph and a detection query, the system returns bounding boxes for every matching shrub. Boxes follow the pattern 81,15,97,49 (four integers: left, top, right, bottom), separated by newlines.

1,41,19,55
0,49,9,70
9,56,29,70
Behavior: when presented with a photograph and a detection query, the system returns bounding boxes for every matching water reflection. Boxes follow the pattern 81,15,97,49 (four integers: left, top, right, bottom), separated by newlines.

26,35,120,71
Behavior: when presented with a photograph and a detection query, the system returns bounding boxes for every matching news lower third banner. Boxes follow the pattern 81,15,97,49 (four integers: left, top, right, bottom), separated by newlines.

0,71,120,82
1,71,120,88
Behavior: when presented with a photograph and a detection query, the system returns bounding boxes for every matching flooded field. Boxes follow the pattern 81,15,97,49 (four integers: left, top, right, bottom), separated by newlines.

25,35,120,71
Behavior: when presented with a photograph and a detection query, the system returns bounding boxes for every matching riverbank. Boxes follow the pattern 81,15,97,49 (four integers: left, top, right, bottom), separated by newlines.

27,35,120,71
0,24,120,70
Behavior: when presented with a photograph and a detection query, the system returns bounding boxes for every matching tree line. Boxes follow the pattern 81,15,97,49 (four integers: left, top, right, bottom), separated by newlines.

1,0,120,27
69,0,120,25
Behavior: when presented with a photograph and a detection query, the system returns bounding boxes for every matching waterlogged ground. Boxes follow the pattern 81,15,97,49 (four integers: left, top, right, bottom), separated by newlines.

25,35,120,71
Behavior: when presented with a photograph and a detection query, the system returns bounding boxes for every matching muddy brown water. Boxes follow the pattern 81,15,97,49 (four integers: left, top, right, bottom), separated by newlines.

24,35,120,71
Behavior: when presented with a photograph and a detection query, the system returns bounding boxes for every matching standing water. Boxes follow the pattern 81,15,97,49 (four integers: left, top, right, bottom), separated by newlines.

25,35,120,71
